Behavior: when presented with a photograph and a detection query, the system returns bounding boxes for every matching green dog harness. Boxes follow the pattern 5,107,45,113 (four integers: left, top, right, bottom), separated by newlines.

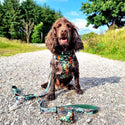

54,50,75,79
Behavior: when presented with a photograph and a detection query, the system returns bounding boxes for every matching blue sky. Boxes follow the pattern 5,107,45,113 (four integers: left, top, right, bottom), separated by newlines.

35,0,108,35
1,0,108,35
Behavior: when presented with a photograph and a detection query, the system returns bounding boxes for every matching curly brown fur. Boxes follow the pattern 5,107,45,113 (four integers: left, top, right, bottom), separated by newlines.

42,17,84,100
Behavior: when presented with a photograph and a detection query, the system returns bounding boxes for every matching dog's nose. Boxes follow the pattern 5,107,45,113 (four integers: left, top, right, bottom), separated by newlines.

61,29,67,33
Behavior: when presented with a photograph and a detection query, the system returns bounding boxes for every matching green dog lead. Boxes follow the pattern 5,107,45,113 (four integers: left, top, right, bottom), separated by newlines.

11,85,98,123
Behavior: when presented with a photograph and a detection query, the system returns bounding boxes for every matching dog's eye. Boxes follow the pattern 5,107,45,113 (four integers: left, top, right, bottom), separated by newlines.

67,24,71,28
57,23,61,28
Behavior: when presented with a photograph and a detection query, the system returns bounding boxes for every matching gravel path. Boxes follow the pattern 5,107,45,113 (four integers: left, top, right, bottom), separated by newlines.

0,50,125,125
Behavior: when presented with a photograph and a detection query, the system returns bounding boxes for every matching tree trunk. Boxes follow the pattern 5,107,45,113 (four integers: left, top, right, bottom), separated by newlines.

22,19,34,44
26,34,29,44
107,23,110,28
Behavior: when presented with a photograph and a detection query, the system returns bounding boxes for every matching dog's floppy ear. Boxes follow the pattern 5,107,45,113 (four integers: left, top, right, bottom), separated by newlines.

72,28,84,51
45,26,58,54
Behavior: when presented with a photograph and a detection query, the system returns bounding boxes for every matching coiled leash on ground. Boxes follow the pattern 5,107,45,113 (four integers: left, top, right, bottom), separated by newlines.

11,85,98,123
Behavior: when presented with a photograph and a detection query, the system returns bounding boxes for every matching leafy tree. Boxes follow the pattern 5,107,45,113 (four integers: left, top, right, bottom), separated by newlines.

9,0,22,39
0,0,63,42
20,0,38,24
1,0,22,39
0,2,4,37
31,22,43,43
39,4,63,42
81,0,125,28
2,0,13,38
20,0,42,42
0,2,3,20
20,2,62,43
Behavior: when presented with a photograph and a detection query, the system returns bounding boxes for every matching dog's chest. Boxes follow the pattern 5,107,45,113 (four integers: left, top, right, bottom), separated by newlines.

53,52,75,79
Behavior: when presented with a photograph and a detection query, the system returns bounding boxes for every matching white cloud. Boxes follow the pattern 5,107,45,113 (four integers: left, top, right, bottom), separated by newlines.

20,0,26,3
70,18,101,35
68,11,79,16
0,0,25,4
0,0,4,3
71,18,87,29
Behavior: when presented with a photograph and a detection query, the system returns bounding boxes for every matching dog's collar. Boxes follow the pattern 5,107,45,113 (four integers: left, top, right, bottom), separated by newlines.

61,50,74,55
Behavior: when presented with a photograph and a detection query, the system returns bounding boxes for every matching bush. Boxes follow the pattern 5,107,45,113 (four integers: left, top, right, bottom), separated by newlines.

31,22,43,43
82,32,97,41
81,28,125,61
82,32,98,53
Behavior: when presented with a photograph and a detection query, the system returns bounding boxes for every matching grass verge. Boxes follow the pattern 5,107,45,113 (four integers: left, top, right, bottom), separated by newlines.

0,37,46,56
82,29,125,61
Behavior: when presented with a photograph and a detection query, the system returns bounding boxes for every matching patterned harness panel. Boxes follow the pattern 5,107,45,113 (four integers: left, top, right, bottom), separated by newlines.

54,50,74,79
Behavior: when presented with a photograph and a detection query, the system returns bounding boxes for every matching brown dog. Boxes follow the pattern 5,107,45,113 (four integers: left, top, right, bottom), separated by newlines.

41,17,84,100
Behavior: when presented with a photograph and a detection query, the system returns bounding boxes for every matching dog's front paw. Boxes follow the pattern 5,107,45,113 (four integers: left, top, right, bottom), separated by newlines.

46,93,55,101
67,84,75,90
75,89,83,94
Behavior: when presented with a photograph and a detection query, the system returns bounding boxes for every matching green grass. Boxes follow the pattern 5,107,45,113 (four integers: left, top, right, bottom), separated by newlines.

0,37,46,56
82,28,125,61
